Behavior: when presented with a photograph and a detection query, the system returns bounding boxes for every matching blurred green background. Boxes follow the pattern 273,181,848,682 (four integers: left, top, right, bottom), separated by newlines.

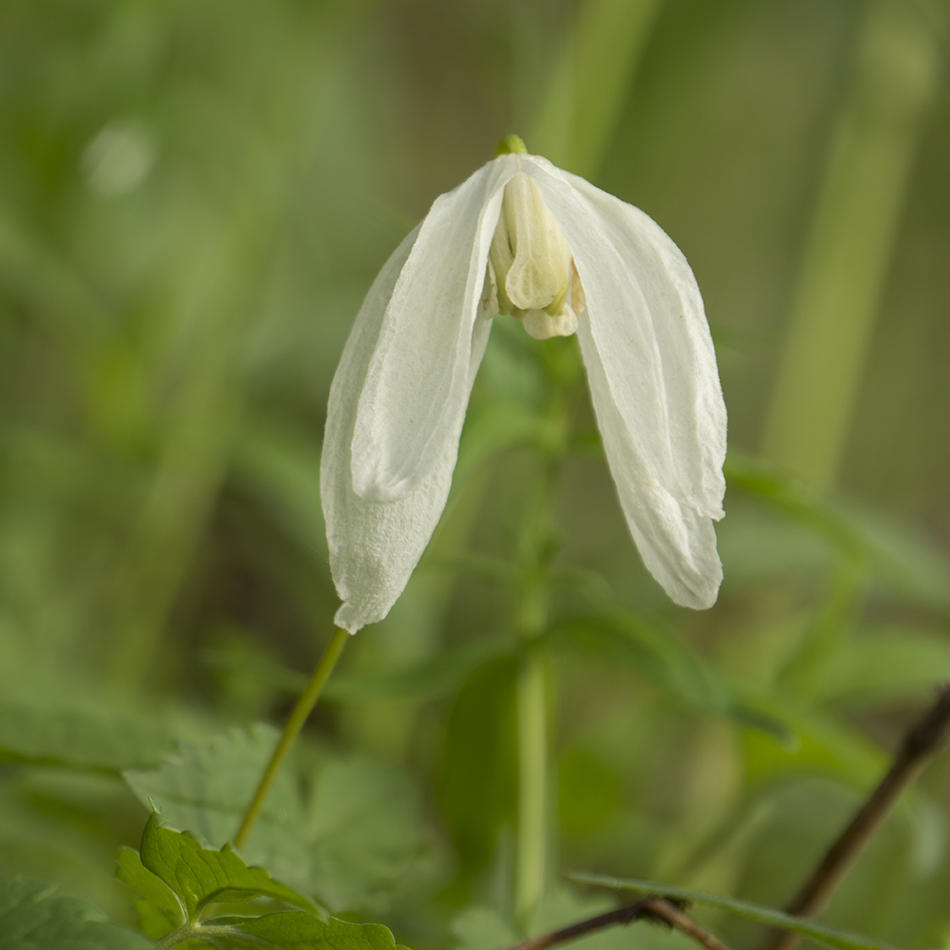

1,0,949,948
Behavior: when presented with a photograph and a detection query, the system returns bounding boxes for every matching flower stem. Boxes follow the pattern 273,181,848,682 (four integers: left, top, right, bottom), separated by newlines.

233,626,349,852
516,643,548,927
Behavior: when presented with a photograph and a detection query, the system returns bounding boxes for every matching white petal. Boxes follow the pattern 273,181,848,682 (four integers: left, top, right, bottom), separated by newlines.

576,313,722,608
321,226,493,632
350,158,516,503
522,156,726,519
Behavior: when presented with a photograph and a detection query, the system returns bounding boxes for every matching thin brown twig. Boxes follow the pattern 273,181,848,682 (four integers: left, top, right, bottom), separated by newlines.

761,683,950,950
500,897,733,950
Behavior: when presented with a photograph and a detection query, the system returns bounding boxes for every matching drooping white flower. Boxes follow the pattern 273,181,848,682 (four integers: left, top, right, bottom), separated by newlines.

321,137,727,633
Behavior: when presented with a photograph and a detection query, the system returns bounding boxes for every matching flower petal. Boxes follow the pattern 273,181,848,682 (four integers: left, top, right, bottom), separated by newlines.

576,313,723,608
350,158,516,503
523,157,726,519
321,226,494,632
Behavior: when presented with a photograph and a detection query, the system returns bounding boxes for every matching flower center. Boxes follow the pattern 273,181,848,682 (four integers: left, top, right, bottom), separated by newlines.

483,172,585,340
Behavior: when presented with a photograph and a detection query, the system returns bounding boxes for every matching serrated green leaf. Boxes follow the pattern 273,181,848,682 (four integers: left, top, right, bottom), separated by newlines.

567,873,900,950
219,911,404,950
304,756,425,911
124,728,426,911
124,724,303,855
0,694,183,773
116,845,186,939
120,821,403,950
0,877,148,949
137,813,317,921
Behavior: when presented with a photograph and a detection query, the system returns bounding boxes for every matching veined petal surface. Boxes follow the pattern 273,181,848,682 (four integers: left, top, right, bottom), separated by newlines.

576,314,723,608
522,156,726,518
350,158,516,503
322,226,493,632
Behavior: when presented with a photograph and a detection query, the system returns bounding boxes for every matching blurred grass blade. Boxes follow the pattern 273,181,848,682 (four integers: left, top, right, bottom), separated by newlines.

529,0,664,177
761,0,938,486
568,872,900,950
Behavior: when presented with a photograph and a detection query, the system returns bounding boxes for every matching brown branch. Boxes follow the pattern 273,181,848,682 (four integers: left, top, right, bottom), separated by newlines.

501,897,732,950
761,683,950,950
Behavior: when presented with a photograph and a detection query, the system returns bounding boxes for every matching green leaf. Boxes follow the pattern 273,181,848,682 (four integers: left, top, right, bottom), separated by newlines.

304,755,426,911
119,819,405,950
725,453,950,612
437,657,520,886
124,728,426,911
121,813,316,933
326,637,513,702
545,611,793,743
124,724,304,860
116,845,187,939
0,628,196,772
451,906,517,950
740,691,885,788
215,911,405,950
0,698,179,773
567,873,900,950
0,877,148,949
812,626,950,705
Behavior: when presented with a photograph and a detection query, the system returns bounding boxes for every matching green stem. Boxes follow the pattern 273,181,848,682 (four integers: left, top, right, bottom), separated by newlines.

516,643,548,927
233,626,349,852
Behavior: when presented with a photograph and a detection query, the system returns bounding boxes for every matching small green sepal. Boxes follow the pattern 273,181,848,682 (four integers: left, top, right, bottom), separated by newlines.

495,134,528,156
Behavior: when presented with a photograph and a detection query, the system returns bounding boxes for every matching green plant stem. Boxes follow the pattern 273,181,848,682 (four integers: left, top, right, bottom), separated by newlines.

233,626,349,852
516,643,548,927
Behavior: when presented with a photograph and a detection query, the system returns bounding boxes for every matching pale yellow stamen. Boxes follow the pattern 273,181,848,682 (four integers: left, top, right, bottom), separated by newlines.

486,171,584,340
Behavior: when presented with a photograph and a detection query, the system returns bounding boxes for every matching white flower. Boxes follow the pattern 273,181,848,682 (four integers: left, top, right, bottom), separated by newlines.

321,138,727,633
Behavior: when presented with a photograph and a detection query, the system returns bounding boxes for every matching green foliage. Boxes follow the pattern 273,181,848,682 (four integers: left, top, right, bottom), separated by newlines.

0,877,147,950
725,454,950,613
2,4,950,950
452,887,634,950
124,726,426,912
545,610,794,742
117,814,403,950
117,813,315,929
568,873,901,950
0,632,188,772
209,912,406,950
437,657,520,884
